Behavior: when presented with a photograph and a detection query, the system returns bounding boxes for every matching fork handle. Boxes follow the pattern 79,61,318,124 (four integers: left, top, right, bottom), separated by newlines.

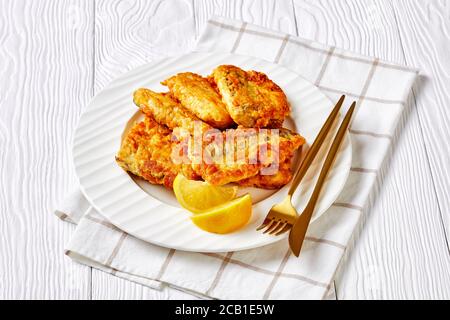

288,95,345,197
289,102,356,257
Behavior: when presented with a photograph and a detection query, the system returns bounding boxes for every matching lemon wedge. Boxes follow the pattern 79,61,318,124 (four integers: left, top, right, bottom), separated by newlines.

191,194,252,234
173,174,238,213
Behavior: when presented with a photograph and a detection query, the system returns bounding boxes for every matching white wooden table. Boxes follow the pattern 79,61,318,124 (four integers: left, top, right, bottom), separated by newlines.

1,0,449,300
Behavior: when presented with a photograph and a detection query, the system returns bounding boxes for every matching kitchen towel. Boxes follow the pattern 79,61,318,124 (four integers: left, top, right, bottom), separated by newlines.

56,16,418,299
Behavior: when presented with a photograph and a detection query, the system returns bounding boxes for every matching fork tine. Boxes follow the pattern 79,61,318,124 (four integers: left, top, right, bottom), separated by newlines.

256,219,270,231
274,223,292,236
264,220,281,234
261,220,276,232
269,222,287,235
257,219,274,231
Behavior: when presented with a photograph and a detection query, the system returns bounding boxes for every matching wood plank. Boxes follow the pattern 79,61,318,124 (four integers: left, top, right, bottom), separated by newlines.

391,0,450,248
293,0,450,299
93,0,198,94
193,0,298,36
0,0,93,299
91,0,299,299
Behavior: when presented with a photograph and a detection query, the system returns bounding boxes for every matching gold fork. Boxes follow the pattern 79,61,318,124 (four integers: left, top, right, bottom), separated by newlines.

256,95,346,236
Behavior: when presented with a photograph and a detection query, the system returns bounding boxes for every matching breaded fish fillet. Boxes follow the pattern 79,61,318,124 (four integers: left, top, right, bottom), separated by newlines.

185,127,305,186
237,159,294,189
133,88,212,135
116,116,198,189
212,65,290,128
162,72,234,129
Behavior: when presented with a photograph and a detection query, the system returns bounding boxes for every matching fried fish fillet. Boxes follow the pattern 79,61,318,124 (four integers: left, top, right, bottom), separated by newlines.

162,72,234,129
184,127,305,186
116,115,198,189
211,65,290,128
133,88,212,135
237,158,294,189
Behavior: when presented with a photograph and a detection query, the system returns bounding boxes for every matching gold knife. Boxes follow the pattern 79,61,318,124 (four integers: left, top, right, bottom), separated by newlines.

289,101,356,257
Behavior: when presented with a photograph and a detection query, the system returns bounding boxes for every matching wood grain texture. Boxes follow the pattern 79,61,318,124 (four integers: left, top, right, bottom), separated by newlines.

94,0,197,94
0,0,93,299
193,0,298,36
392,0,450,248
293,0,450,299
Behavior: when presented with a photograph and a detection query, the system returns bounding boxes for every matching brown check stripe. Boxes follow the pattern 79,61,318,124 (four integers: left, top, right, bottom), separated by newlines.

82,215,341,292
358,59,380,104
105,232,127,267
274,34,290,63
82,216,345,250
351,167,378,174
56,211,76,224
155,249,176,281
315,46,336,85
205,252,233,296
231,22,247,53
202,253,331,291
305,236,346,250
84,214,128,268
263,249,292,299
208,19,418,74
318,85,406,105
333,202,364,211
349,129,393,140
85,214,122,232
58,213,68,221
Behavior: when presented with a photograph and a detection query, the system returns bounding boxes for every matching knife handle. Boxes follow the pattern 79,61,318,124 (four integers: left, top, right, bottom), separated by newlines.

288,95,345,197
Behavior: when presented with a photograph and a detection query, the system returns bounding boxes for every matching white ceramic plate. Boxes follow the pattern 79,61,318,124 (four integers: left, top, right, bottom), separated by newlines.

73,52,352,253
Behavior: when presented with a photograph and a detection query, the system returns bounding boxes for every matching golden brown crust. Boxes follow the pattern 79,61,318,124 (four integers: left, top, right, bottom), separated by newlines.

237,159,294,189
235,129,304,189
162,72,234,129
212,65,290,128
133,88,212,136
117,117,304,189
185,127,305,186
116,116,199,189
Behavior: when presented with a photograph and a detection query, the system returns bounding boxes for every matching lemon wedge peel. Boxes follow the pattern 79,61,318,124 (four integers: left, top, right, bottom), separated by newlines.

173,174,238,214
190,194,253,234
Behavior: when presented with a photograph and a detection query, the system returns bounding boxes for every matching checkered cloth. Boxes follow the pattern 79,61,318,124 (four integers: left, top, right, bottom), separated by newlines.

56,16,418,299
